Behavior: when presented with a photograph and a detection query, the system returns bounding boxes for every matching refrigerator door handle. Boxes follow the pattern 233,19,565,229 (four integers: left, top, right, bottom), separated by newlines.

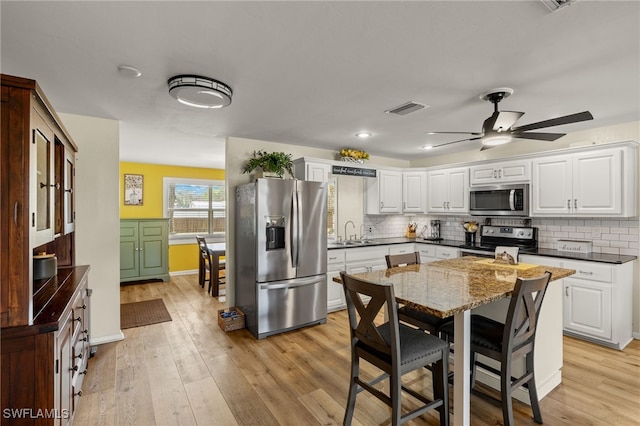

291,190,300,267
259,276,323,290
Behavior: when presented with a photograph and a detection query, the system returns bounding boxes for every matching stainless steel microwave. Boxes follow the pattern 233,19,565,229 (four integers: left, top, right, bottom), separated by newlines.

469,184,529,217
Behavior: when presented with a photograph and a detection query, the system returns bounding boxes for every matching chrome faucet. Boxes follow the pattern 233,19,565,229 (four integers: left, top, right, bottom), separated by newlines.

345,220,356,241
359,223,365,240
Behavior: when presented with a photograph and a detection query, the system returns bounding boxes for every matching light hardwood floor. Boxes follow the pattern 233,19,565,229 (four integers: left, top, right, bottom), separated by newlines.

75,274,640,425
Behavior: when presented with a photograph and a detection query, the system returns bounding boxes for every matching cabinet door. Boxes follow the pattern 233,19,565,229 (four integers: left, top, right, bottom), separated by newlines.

32,127,55,247
427,171,448,213
378,170,402,213
327,264,346,312
402,171,426,213
306,162,331,182
563,278,612,340
57,317,74,426
447,168,469,212
119,221,140,279
531,155,572,215
500,160,530,183
469,164,498,185
63,148,75,234
573,149,622,215
138,221,169,277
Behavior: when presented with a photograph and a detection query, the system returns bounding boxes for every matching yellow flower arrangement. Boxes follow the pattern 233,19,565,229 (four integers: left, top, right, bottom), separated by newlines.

340,148,370,160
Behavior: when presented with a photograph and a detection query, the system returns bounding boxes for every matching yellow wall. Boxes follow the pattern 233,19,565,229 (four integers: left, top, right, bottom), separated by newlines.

119,162,225,272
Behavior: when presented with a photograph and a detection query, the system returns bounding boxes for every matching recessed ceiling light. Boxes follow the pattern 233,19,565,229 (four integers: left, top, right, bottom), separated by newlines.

117,65,142,78
168,75,233,109
421,145,433,150
355,131,372,139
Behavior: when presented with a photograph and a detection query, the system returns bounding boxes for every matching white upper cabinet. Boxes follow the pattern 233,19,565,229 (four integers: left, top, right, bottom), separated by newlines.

469,160,530,186
427,167,469,214
366,170,402,214
293,159,331,182
402,171,427,214
532,147,635,217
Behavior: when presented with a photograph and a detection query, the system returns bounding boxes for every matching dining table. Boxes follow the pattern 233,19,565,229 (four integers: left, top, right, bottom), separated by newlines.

334,256,575,426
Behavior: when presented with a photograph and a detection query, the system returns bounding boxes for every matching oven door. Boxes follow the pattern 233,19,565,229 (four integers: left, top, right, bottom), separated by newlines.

469,184,529,216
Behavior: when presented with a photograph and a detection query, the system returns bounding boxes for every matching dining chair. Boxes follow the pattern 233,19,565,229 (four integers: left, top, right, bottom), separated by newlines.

440,271,552,426
210,250,226,297
340,272,449,426
195,236,212,290
386,252,451,337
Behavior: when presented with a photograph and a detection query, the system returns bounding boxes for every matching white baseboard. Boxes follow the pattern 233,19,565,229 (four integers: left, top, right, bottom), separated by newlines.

632,331,640,340
89,331,125,346
475,367,562,405
169,269,198,276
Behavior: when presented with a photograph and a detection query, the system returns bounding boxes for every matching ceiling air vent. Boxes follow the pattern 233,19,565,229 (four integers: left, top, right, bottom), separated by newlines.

540,0,580,12
385,101,428,116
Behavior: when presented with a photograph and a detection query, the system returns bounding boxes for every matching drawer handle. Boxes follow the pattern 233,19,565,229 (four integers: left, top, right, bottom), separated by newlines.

75,353,83,359
578,270,594,275
329,257,337,260
74,391,82,397
80,337,88,342
80,369,88,375
74,316,82,322
70,365,78,372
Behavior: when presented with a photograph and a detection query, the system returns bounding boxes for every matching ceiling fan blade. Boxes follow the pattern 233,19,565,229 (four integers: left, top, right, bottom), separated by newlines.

432,136,482,148
493,111,524,131
511,132,565,141
511,111,593,133
426,131,482,136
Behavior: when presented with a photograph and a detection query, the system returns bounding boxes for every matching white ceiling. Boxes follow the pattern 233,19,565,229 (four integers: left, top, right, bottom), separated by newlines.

2,1,639,170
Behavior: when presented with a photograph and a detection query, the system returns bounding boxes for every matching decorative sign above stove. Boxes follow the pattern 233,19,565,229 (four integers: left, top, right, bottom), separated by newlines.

331,165,376,177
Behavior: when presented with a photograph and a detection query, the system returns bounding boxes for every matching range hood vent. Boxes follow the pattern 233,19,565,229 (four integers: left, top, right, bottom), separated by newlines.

385,101,428,116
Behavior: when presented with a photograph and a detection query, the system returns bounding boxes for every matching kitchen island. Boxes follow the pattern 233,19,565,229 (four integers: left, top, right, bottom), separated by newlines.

335,256,575,426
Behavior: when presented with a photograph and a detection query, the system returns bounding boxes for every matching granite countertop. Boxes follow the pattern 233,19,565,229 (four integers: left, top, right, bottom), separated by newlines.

334,256,575,318
328,236,637,264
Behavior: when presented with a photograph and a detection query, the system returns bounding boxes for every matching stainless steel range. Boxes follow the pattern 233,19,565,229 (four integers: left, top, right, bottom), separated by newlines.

458,225,538,258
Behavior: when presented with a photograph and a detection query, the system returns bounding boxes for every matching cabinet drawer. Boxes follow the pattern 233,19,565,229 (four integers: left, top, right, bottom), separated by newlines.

327,250,345,265
562,260,612,283
417,244,437,258
389,244,415,256
345,246,389,263
436,247,459,259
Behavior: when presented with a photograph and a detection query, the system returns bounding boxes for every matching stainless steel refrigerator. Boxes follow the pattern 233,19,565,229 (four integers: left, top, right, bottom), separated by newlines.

235,178,327,339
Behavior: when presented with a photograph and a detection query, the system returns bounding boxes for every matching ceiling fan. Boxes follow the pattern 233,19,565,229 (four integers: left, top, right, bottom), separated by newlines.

427,88,593,150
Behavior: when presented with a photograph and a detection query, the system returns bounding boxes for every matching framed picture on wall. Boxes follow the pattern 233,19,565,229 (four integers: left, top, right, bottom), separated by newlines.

124,174,143,205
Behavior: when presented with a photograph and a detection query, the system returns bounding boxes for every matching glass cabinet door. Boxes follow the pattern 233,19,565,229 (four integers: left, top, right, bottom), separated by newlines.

33,129,54,246
63,149,75,234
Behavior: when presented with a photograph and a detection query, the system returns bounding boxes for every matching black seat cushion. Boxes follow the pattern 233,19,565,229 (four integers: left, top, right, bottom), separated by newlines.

399,306,452,329
357,322,449,366
440,314,504,353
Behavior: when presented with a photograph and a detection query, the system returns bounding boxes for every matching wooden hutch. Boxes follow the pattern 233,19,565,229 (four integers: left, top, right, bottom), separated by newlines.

1,74,90,424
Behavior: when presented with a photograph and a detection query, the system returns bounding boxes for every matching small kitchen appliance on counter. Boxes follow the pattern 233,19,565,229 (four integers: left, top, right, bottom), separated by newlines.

458,225,538,259
423,220,442,241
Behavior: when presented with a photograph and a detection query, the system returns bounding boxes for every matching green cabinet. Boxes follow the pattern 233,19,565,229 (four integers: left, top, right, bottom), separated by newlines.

120,219,169,282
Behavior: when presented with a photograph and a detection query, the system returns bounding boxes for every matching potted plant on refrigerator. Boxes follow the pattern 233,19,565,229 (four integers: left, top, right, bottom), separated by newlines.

242,150,294,178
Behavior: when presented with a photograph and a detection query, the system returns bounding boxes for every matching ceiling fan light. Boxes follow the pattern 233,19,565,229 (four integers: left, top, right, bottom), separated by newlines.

482,134,512,146
168,75,232,109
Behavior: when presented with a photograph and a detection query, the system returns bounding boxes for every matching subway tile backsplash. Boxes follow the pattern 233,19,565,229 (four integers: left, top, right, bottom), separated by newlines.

364,214,639,256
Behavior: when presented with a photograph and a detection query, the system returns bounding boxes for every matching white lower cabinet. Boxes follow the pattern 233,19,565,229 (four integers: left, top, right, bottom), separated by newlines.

388,243,415,256
417,244,437,263
327,250,346,312
559,259,633,350
521,254,634,350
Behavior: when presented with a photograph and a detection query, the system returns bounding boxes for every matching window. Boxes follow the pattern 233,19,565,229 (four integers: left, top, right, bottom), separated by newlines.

163,177,225,243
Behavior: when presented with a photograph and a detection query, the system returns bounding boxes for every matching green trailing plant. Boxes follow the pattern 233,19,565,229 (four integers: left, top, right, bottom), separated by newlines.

241,150,293,178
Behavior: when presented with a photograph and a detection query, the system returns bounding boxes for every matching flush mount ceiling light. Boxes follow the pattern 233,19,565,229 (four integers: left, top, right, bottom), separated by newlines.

168,75,233,109
482,131,512,146
355,131,372,139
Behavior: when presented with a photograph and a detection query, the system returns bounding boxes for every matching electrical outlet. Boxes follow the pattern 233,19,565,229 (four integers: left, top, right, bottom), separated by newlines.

368,226,374,234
